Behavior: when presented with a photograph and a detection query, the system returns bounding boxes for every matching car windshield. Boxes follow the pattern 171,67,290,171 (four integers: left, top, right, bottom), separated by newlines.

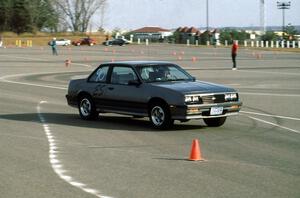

137,64,193,83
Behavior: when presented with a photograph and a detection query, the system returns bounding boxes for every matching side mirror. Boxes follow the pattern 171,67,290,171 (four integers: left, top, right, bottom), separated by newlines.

192,77,196,81
128,80,141,86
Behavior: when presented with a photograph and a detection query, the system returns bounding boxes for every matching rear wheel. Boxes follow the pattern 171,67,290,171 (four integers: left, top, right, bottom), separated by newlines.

149,102,174,129
78,95,97,120
203,117,227,127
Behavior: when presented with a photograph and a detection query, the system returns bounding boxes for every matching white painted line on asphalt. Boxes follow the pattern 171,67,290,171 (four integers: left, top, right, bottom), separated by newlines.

241,111,300,121
0,54,48,61
37,101,113,198
247,116,300,134
0,71,80,90
240,92,300,97
0,54,92,67
237,70,300,76
1,78,67,90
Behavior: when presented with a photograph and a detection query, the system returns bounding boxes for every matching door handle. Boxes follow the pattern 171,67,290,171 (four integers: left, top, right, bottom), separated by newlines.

108,87,114,90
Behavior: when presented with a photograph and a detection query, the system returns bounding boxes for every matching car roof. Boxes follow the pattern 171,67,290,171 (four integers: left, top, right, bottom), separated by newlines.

101,61,174,67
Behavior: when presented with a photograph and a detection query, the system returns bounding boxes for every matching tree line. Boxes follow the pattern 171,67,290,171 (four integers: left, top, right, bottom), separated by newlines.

0,0,106,34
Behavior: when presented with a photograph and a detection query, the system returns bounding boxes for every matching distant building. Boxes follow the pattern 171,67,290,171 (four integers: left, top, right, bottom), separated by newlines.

175,27,220,45
175,26,201,44
132,27,172,41
211,29,221,45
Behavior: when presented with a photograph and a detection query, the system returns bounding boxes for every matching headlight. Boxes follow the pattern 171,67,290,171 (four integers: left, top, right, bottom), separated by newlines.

185,95,200,103
225,93,238,101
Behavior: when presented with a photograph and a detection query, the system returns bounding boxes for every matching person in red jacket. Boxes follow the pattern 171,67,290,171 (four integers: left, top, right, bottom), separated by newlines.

231,40,238,70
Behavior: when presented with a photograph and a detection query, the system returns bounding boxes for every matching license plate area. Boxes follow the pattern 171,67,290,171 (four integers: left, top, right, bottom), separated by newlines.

210,107,223,115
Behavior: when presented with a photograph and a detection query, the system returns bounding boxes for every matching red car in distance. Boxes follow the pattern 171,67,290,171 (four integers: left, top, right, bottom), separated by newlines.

72,37,96,46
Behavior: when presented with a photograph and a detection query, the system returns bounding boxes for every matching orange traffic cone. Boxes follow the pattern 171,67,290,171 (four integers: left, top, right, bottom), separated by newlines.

189,139,204,161
65,59,71,67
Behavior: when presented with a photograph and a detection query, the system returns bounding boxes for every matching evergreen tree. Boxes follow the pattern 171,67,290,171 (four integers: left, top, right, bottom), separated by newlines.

0,0,13,32
11,0,32,34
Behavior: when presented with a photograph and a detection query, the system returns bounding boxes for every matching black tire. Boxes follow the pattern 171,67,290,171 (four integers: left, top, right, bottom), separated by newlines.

149,102,174,129
78,95,98,120
203,117,227,127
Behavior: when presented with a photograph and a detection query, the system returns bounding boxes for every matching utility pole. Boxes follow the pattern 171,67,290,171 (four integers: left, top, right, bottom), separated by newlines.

206,0,209,31
277,1,291,38
260,0,266,33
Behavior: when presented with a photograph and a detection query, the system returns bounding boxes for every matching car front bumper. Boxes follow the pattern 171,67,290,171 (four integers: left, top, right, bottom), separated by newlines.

66,94,78,107
170,101,242,120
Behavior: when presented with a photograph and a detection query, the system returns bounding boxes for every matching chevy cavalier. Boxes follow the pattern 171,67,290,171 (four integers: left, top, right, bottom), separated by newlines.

66,61,242,129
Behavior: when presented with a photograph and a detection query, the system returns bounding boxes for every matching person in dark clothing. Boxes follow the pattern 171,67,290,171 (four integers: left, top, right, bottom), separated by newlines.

51,37,58,55
231,40,238,70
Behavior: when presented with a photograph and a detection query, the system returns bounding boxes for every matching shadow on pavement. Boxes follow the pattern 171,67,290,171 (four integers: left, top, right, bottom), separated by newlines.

0,113,204,132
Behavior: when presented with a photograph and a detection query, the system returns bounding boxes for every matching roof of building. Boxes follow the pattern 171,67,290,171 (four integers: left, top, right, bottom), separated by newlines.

176,26,202,35
187,27,199,34
132,27,171,33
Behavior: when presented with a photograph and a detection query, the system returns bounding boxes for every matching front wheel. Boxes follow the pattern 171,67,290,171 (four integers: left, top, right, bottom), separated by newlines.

78,95,98,120
149,102,174,129
203,117,227,127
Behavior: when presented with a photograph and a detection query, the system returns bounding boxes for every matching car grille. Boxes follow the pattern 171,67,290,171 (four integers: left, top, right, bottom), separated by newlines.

201,94,225,104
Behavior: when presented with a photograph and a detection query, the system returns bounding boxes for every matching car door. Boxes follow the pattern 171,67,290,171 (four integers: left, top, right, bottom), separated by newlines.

87,65,111,110
104,65,147,115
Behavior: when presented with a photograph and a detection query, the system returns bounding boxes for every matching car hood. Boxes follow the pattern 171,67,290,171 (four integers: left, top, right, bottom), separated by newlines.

151,80,235,94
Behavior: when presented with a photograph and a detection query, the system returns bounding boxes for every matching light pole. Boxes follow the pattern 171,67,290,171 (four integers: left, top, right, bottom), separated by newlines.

206,0,209,31
277,1,291,38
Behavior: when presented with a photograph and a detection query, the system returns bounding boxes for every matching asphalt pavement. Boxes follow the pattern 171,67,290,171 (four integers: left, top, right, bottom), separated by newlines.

0,44,300,198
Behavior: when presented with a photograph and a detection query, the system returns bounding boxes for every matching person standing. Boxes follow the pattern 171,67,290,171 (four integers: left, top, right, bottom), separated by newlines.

0,35,3,48
51,37,58,55
231,40,238,70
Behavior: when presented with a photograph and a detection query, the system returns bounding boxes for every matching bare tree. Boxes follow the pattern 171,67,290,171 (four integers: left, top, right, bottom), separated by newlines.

54,0,106,32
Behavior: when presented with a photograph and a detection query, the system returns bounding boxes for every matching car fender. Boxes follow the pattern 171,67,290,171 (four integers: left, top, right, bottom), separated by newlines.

145,84,184,106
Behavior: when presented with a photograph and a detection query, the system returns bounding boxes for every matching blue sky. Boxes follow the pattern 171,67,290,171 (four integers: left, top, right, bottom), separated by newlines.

94,0,300,30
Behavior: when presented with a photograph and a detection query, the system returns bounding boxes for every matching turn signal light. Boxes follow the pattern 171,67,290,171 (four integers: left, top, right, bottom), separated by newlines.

187,107,200,114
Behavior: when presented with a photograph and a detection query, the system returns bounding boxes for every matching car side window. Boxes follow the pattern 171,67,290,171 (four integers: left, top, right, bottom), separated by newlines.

111,66,137,85
89,66,109,82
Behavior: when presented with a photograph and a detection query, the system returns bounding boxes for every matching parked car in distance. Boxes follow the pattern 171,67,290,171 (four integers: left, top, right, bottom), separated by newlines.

66,61,242,129
72,37,96,46
102,38,131,46
48,38,71,46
